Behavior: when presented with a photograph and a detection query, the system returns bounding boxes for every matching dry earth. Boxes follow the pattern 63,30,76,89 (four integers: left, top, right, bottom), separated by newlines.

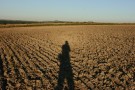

0,25,135,90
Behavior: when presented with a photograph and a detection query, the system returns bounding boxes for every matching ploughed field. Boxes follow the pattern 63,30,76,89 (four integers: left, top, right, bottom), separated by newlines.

0,25,135,90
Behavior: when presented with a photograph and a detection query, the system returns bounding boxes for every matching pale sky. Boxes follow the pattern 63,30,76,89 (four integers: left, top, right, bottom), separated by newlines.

0,0,135,22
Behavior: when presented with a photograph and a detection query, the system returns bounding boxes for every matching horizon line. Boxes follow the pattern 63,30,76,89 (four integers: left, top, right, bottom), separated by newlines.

0,19,135,24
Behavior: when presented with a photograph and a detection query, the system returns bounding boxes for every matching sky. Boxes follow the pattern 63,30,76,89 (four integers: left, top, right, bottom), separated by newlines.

0,0,135,23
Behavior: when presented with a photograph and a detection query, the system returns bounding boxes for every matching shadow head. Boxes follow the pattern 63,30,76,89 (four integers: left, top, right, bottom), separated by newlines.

65,41,69,45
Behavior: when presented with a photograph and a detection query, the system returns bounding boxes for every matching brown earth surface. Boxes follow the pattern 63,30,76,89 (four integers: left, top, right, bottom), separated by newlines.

0,25,135,90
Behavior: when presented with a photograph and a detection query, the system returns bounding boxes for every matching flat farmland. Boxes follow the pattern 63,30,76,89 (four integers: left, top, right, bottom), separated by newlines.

0,25,135,90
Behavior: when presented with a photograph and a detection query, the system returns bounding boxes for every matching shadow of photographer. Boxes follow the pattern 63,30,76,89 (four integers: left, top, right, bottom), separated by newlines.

56,41,74,90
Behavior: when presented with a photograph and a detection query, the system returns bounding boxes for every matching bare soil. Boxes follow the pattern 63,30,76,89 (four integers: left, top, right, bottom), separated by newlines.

0,25,135,90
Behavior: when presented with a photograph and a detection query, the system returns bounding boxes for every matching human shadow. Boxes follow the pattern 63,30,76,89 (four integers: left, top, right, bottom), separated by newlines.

55,41,74,90
0,55,7,90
